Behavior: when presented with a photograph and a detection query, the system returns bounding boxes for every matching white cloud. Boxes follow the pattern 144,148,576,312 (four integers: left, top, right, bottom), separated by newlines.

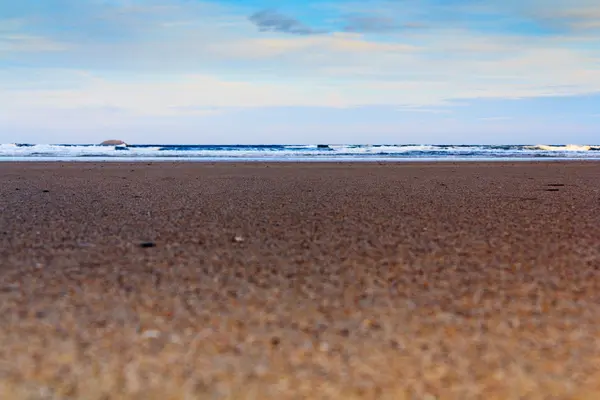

517,1,600,31
478,117,513,121
209,32,416,60
1,0,600,116
1,74,352,117
0,34,69,53
397,106,454,114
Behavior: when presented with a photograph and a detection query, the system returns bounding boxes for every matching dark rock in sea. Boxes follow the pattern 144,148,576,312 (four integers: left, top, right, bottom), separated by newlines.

139,242,156,248
317,144,331,149
100,140,127,146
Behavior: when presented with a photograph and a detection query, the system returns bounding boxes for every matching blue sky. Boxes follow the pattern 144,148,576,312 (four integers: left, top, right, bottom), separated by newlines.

1,0,599,144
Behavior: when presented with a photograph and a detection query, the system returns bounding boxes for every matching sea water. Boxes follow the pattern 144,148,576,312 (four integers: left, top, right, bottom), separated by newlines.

1,143,600,162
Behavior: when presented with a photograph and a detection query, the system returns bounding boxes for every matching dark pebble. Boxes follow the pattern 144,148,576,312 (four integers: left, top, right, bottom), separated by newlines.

42,190,50,193
547,183,565,187
140,242,156,248
15,188,19,191
546,189,560,192
270,337,280,346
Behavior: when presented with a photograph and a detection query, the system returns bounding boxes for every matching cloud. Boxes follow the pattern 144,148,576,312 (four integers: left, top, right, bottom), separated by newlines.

458,0,600,33
2,0,600,114
343,16,424,33
478,116,513,121
0,18,25,32
210,32,417,59
543,7,600,31
0,73,352,117
248,9,324,35
397,106,454,114
0,34,68,52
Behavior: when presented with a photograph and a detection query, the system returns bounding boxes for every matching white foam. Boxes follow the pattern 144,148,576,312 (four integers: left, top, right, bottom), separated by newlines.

528,144,593,152
2,143,600,160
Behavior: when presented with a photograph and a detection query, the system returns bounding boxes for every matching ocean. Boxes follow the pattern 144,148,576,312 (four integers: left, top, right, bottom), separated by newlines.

2,143,600,161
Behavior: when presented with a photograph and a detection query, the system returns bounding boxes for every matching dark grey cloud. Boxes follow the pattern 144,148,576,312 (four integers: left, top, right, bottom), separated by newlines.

343,16,425,33
248,9,324,35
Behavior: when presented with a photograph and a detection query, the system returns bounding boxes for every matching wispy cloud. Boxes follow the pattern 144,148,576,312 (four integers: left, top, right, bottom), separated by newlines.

478,116,513,121
249,9,325,35
211,32,416,59
343,16,424,33
0,34,68,52
397,106,454,114
522,2,600,31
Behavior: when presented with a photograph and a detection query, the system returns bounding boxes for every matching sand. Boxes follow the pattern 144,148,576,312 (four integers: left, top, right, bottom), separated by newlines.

1,161,600,399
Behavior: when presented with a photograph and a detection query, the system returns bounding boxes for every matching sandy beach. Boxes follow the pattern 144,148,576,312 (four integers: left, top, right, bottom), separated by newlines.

1,161,600,399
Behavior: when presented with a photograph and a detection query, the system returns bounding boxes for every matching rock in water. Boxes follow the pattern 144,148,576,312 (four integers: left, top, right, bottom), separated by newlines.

100,139,127,146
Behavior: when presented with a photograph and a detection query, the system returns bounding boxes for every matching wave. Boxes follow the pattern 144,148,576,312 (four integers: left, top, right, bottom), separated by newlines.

527,144,600,152
2,143,600,160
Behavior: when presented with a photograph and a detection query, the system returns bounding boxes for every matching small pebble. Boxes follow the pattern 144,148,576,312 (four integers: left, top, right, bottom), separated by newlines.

253,364,269,377
42,190,50,193
232,235,244,243
141,330,161,339
140,242,156,248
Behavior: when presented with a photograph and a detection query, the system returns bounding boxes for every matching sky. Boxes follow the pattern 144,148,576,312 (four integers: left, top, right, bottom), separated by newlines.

0,0,599,144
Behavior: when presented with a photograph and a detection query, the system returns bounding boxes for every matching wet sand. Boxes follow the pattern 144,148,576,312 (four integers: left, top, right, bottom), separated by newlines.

1,162,600,399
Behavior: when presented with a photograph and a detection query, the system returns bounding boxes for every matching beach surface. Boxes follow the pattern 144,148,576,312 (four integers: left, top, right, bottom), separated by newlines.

1,162,600,399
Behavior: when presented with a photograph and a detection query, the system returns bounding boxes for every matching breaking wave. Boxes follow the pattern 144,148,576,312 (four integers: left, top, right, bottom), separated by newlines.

2,143,600,161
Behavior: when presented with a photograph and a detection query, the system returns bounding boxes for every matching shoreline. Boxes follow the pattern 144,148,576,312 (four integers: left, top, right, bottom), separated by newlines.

3,157,600,163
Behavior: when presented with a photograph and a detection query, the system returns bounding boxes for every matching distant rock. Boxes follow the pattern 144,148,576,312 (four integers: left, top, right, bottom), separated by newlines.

100,139,127,146
317,144,331,149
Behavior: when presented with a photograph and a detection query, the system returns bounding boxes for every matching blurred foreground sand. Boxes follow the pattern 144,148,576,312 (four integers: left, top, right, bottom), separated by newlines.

1,162,600,399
